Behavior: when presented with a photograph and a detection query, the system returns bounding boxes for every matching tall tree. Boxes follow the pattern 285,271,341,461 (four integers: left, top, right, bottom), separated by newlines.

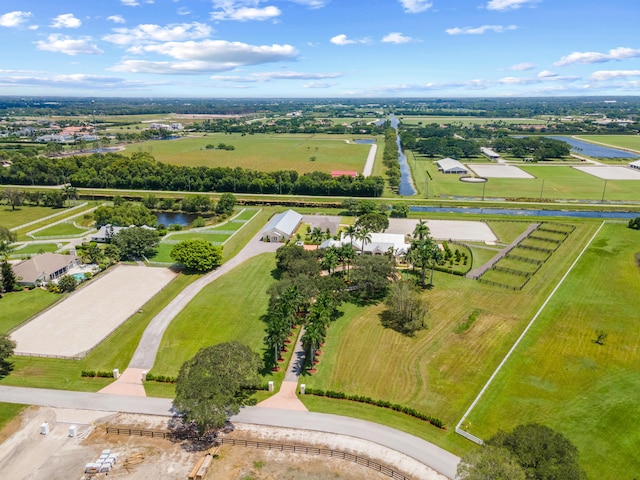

174,342,261,434
2,188,24,211
111,227,159,260
320,247,339,275
216,192,237,216
0,227,17,258
355,212,389,233
170,239,223,272
354,225,372,255
487,423,587,480
1,260,16,293
409,220,442,287
382,280,429,335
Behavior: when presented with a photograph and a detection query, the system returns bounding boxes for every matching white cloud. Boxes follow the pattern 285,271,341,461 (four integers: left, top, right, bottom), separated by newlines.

555,47,640,66
304,81,336,88
211,5,281,22
107,15,126,24
382,32,413,44
104,22,212,46
506,62,535,71
120,0,140,6
111,39,298,73
330,34,371,46
537,70,557,78
398,0,433,13
486,0,540,11
51,14,82,29
177,7,191,15
446,24,517,35
35,34,104,56
589,70,640,81
0,11,32,28
0,72,155,91
211,71,341,82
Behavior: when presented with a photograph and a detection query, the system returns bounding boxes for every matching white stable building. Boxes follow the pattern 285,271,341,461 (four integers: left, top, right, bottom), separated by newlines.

436,158,468,174
320,232,410,257
630,160,640,170
262,209,303,242
481,147,500,161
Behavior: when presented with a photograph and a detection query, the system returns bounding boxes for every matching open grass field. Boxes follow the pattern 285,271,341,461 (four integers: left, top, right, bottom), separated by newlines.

408,155,640,201
398,116,547,126
576,135,640,153
0,205,67,230
30,222,92,238
465,222,640,479
123,133,373,173
0,288,60,334
10,242,60,256
151,253,277,377
302,220,599,436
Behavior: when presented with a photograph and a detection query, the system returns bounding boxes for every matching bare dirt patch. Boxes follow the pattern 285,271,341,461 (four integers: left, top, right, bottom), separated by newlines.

0,409,445,480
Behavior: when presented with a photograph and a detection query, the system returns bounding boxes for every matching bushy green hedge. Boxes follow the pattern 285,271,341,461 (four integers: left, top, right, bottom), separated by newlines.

144,373,177,383
81,370,114,378
304,388,444,429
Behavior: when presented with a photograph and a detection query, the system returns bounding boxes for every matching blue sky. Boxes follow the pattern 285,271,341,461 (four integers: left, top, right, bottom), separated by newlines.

0,0,638,98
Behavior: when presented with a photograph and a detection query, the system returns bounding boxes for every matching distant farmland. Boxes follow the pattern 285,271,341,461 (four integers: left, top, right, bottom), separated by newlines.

124,133,374,174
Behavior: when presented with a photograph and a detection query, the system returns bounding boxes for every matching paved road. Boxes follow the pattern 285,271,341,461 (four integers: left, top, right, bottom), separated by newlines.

0,386,460,479
129,226,280,369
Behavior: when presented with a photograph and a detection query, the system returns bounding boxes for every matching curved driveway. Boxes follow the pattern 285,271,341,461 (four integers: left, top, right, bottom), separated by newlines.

0,386,459,479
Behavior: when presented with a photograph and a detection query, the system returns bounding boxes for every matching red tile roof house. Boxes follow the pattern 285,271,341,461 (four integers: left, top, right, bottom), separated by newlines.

12,253,81,287
331,170,358,178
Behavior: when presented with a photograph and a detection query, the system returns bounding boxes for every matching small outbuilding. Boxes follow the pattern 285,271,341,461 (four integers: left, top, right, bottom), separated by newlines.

262,209,303,243
481,147,500,161
630,160,640,170
13,252,81,287
436,158,468,174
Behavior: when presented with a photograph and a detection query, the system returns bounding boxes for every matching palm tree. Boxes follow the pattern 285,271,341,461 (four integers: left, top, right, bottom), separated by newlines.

62,184,78,207
412,219,430,241
301,321,325,368
320,247,339,275
339,243,356,280
343,224,357,246
354,225,372,255
265,316,289,368
309,227,324,244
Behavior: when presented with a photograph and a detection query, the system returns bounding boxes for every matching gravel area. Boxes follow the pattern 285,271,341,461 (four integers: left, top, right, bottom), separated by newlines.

468,164,535,178
387,218,497,242
574,165,640,180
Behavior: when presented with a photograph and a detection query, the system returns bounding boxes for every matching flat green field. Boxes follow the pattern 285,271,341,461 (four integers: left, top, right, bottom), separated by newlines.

0,288,60,333
0,205,64,229
10,243,60,256
408,156,640,201
30,222,91,238
466,223,640,479
576,135,640,153
123,133,373,173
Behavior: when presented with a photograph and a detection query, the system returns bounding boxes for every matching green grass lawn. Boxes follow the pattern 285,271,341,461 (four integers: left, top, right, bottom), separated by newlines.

408,154,640,201
0,288,61,333
486,221,531,244
302,221,598,433
0,403,27,437
123,133,372,174
30,222,92,238
576,135,640,153
165,232,229,243
398,116,547,126
10,243,60,256
0,205,66,229
466,222,640,479
151,253,277,377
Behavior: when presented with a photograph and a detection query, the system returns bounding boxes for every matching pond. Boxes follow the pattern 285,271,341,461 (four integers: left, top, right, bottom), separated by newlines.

410,206,640,219
353,138,376,144
155,211,210,226
548,136,640,159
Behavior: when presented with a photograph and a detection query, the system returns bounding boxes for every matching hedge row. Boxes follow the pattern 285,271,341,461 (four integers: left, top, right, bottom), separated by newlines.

304,388,445,429
81,370,114,378
144,373,177,383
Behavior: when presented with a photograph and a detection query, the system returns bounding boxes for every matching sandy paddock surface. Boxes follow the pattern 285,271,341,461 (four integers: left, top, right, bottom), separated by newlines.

573,165,640,180
0,408,446,480
468,164,535,178
387,218,497,243
11,265,176,358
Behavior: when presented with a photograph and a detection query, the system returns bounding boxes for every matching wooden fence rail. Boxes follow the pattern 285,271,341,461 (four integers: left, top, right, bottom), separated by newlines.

106,427,414,480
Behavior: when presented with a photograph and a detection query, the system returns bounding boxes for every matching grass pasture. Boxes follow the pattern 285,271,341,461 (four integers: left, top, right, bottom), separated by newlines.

30,222,92,238
465,222,640,479
0,205,66,230
124,133,374,174
0,288,60,334
303,220,599,433
10,242,60,256
398,116,547,126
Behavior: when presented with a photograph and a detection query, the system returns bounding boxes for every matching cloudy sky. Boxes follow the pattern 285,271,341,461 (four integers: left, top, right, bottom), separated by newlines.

0,0,638,97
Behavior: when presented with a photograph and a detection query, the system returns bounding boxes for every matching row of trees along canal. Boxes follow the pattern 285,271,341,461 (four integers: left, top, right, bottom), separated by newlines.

0,151,385,197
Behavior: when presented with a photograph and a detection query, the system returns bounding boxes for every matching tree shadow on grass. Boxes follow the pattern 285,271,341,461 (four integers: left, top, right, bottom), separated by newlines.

378,310,420,337
0,360,14,379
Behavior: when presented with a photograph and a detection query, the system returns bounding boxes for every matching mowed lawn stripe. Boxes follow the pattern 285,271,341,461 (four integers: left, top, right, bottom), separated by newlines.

466,222,640,479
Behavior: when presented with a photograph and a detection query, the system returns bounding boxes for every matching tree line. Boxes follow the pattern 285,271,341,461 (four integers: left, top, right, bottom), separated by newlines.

0,151,385,197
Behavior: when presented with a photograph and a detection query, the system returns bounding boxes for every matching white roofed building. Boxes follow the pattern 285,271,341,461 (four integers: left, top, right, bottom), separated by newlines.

320,232,410,257
262,209,303,242
630,160,640,170
481,147,500,160
436,158,468,174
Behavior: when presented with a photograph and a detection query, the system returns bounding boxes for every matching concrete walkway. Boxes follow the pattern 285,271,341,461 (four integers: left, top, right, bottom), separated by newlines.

257,327,308,411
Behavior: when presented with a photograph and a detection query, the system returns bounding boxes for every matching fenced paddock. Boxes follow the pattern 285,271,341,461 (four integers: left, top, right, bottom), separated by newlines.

468,164,535,179
11,265,176,358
